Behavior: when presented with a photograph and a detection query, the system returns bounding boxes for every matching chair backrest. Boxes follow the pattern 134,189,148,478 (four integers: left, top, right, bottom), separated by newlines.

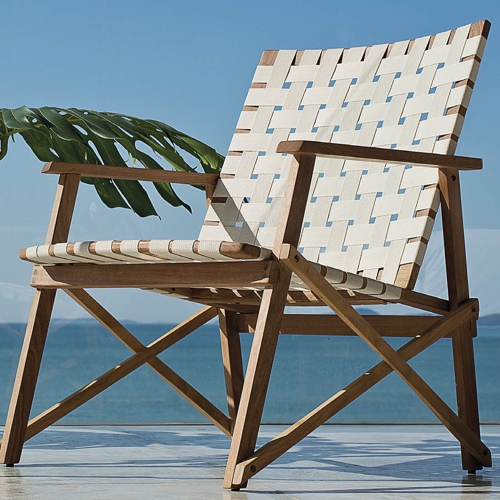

199,21,489,288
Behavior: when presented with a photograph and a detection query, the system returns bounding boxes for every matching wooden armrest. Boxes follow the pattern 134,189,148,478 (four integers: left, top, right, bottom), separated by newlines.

41,162,220,185
277,141,482,171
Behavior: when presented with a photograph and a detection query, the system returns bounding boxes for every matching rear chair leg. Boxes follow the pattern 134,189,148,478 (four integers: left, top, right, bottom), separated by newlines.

438,168,484,472
452,319,482,472
0,289,57,465
219,309,244,434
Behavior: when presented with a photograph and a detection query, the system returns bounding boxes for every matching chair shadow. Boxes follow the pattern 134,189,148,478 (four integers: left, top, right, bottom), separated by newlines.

2,425,499,497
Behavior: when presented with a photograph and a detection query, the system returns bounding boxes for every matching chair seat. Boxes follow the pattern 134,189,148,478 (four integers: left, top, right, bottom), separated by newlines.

21,239,402,300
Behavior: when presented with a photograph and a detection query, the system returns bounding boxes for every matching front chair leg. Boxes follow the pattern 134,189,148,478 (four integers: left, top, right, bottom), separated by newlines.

223,275,290,490
0,289,57,465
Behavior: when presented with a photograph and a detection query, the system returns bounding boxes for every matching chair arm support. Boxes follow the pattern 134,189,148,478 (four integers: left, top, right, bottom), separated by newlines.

41,162,220,186
277,141,482,171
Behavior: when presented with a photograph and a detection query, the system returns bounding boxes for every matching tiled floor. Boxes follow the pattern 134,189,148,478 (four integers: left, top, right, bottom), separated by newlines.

0,425,499,499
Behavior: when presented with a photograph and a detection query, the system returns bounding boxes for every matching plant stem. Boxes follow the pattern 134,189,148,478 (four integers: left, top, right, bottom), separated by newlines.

0,134,9,161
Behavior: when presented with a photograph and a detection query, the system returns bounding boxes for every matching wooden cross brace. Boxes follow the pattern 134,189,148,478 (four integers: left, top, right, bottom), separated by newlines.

0,302,231,463
221,244,491,489
223,244,491,488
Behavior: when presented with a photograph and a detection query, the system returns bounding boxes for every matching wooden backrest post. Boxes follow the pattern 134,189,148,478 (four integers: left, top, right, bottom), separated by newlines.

44,173,81,245
438,168,469,307
272,154,316,254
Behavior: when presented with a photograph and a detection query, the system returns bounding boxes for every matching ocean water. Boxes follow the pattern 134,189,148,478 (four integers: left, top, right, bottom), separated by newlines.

1,320,499,424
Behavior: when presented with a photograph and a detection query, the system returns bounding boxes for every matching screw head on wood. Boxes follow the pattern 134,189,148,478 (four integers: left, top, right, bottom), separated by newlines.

451,175,457,181
294,255,300,262
483,449,488,456
250,465,256,472
472,306,477,313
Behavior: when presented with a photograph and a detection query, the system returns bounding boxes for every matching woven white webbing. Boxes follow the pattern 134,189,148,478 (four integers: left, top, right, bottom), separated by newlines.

199,22,487,287
23,240,400,299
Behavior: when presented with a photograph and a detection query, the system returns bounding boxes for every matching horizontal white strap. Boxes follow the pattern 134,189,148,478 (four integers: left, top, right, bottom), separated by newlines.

253,65,273,83
236,111,257,130
420,44,450,67
228,133,273,152
332,61,366,80
24,246,49,264
52,243,97,263
36,245,72,264
432,59,477,87
462,34,487,60
119,240,164,262
73,241,118,263
22,239,272,266
288,263,402,300
244,88,287,107
93,240,143,263
286,65,320,82
23,241,401,300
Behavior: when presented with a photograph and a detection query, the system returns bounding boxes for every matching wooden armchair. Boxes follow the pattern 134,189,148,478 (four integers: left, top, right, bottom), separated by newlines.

1,20,491,490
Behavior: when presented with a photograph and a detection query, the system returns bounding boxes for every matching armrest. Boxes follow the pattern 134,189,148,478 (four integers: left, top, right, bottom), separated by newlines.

41,162,220,185
277,141,482,171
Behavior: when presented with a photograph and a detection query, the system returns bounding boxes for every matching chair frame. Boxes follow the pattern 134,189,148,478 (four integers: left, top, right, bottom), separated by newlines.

0,135,491,489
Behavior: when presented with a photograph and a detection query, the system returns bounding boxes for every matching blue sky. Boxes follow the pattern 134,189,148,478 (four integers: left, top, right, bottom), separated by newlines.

1,0,499,322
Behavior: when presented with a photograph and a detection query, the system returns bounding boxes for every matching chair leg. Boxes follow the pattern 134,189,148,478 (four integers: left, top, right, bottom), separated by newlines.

452,319,482,472
223,280,289,490
219,309,244,434
0,289,57,465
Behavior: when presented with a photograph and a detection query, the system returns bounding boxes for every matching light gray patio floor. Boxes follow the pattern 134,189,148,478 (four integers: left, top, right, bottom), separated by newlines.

0,424,499,499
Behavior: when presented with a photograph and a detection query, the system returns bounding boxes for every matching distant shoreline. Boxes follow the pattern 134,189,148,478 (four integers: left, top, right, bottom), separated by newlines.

2,313,500,328
477,314,500,327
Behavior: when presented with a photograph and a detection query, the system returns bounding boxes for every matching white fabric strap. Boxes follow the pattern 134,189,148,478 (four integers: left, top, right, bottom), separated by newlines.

119,240,164,262
202,21,486,289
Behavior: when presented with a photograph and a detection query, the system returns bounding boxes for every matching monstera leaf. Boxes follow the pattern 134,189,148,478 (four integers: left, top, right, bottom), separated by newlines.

0,106,225,217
